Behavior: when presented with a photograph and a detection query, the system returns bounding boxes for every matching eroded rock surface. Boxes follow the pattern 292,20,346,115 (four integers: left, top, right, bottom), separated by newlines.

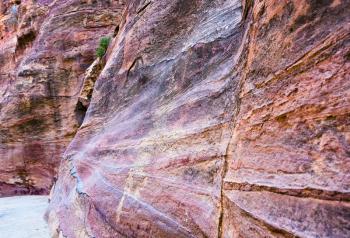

223,0,350,236
47,0,350,237
0,0,125,196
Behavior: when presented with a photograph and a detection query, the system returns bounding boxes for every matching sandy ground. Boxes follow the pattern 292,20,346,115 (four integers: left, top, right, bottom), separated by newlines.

0,195,50,238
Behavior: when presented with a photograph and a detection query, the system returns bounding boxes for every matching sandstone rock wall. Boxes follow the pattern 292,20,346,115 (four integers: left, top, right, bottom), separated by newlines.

47,0,350,237
48,0,243,236
223,0,350,236
0,0,125,196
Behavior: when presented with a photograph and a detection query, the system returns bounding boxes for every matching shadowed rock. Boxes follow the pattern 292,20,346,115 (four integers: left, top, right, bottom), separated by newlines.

0,0,126,196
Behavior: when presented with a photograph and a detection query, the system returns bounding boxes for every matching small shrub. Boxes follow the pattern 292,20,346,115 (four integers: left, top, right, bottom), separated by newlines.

96,37,111,58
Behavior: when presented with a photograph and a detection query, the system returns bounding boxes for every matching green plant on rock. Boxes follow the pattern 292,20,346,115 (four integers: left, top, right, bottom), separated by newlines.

96,36,111,58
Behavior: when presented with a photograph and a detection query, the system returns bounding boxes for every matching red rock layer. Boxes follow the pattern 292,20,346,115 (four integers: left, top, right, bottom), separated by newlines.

0,0,125,196
223,0,350,236
45,0,349,237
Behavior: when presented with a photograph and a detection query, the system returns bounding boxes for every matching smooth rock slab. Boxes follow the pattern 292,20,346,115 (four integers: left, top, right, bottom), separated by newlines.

0,196,49,238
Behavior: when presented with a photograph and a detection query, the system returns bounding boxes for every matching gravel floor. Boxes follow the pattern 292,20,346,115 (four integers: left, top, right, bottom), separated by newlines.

0,196,50,238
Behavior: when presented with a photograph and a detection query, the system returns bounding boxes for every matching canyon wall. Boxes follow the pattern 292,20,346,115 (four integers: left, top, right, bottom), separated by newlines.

0,0,348,237
0,0,124,196
46,0,350,237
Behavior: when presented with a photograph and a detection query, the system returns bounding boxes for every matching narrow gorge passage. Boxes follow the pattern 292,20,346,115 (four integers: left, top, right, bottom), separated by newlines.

0,0,124,196
1,0,350,238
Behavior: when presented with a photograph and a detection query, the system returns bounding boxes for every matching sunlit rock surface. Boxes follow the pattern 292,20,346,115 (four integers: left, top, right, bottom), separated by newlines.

0,0,125,196
47,0,350,237
0,195,49,238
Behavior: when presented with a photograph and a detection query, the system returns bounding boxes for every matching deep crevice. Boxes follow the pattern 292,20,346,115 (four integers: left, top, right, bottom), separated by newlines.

75,58,106,127
137,1,151,14
75,101,88,127
113,25,120,37
218,2,254,236
15,30,36,56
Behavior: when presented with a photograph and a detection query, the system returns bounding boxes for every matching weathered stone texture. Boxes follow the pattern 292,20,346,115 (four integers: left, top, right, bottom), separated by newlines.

47,0,350,237
0,0,125,196
223,0,350,236
48,0,244,237
0,0,345,236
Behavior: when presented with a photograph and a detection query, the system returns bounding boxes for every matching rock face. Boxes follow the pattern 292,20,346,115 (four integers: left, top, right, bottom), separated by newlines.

46,0,350,237
0,0,124,196
222,0,350,236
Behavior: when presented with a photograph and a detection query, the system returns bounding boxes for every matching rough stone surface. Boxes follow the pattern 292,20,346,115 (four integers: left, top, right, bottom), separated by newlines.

222,0,350,236
0,195,49,238
78,57,104,108
47,0,350,237
0,0,125,196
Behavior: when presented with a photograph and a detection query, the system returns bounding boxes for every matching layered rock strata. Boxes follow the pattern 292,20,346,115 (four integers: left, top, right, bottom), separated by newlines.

0,0,125,196
37,0,350,237
47,0,350,237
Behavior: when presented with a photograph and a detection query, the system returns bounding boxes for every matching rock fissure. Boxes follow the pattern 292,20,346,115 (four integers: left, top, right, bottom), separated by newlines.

224,182,350,202
230,199,299,238
136,1,152,15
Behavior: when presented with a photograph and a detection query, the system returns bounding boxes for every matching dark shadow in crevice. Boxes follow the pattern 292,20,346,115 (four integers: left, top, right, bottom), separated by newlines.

113,25,120,37
137,1,151,14
15,30,36,56
75,101,87,127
